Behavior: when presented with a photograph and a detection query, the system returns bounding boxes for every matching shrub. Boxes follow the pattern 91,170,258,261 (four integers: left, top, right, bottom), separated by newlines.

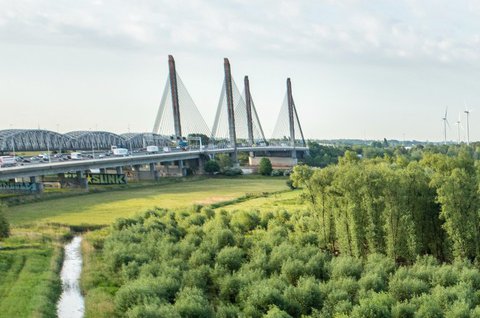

126,303,180,318
271,169,284,177
231,210,260,233
240,279,286,315
389,276,429,301
223,167,243,176
285,179,296,190
259,158,273,176
281,258,305,285
205,160,220,175
331,256,363,280
432,265,459,287
216,303,241,318
283,276,323,315
414,297,443,318
359,273,386,293
445,301,471,318
115,277,180,313
216,246,245,272
174,287,214,318
350,292,393,318
0,205,10,239
391,301,416,318
264,306,292,318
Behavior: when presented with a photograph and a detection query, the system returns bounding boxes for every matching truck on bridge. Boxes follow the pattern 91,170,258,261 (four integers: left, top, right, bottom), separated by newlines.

111,146,129,156
0,156,16,168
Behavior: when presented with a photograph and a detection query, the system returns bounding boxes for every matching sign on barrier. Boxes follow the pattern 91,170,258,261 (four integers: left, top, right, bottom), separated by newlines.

0,181,41,192
86,174,127,185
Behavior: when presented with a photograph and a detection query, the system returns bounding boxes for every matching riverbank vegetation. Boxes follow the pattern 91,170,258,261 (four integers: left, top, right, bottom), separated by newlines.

0,223,69,317
80,145,480,317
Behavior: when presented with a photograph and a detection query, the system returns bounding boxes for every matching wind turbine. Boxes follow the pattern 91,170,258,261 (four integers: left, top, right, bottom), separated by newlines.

464,104,471,145
442,107,450,144
455,113,462,144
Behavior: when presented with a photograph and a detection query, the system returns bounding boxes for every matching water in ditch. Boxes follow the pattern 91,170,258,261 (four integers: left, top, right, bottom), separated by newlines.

57,236,84,318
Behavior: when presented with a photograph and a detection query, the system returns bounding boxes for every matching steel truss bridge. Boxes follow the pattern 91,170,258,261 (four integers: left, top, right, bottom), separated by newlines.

0,56,308,181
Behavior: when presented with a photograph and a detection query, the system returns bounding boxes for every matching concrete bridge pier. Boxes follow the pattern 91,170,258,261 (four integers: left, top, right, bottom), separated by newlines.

197,157,205,174
149,163,159,181
29,176,44,192
75,171,88,190
133,165,142,181
179,160,186,177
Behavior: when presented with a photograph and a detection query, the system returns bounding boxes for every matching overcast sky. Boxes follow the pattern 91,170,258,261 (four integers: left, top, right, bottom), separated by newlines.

1,0,480,141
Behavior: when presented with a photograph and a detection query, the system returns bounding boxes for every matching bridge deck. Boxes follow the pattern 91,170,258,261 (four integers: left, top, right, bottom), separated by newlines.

0,146,308,179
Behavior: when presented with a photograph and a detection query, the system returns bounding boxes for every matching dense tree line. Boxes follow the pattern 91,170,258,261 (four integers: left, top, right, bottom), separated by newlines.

293,147,480,263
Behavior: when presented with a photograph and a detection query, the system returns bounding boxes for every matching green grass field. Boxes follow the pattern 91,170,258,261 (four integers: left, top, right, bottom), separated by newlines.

0,225,68,318
0,176,304,317
6,177,290,226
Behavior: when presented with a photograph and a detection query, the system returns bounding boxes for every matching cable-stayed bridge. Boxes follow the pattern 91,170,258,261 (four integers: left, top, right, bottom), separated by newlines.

0,56,308,184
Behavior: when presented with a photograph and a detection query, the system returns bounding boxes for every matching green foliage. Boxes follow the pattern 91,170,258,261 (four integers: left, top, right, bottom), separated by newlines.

204,160,220,174
0,204,10,239
271,169,284,177
216,153,233,172
259,157,273,176
350,292,393,318
223,167,243,176
174,287,215,318
93,207,480,317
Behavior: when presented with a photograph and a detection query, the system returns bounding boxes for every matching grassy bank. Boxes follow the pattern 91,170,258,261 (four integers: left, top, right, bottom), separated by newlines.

6,176,289,226
0,225,70,318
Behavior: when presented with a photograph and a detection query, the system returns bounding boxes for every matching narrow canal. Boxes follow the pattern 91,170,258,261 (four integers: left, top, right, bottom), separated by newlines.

57,236,85,318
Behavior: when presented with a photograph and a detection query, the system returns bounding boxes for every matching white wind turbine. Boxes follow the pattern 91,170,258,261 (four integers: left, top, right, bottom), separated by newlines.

464,103,471,145
442,107,450,144
455,113,462,144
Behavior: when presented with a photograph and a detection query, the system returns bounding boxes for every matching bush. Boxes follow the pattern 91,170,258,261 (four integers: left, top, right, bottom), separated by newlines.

205,160,220,175
223,167,243,176
174,287,214,318
115,277,180,313
285,179,296,190
391,301,416,318
259,158,273,176
350,292,393,318
0,205,10,239
331,256,363,280
389,276,429,301
271,169,284,177
216,246,245,272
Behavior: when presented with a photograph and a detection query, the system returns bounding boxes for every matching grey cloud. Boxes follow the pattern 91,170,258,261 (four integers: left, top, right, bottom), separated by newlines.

1,0,480,63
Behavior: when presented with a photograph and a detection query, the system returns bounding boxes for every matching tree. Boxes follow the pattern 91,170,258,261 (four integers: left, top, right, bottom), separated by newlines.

259,158,273,176
0,205,9,239
204,160,220,175
188,133,210,146
216,154,232,172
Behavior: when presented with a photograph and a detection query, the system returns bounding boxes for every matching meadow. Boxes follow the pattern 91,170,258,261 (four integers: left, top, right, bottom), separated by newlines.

5,176,290,226
0,176,294,317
